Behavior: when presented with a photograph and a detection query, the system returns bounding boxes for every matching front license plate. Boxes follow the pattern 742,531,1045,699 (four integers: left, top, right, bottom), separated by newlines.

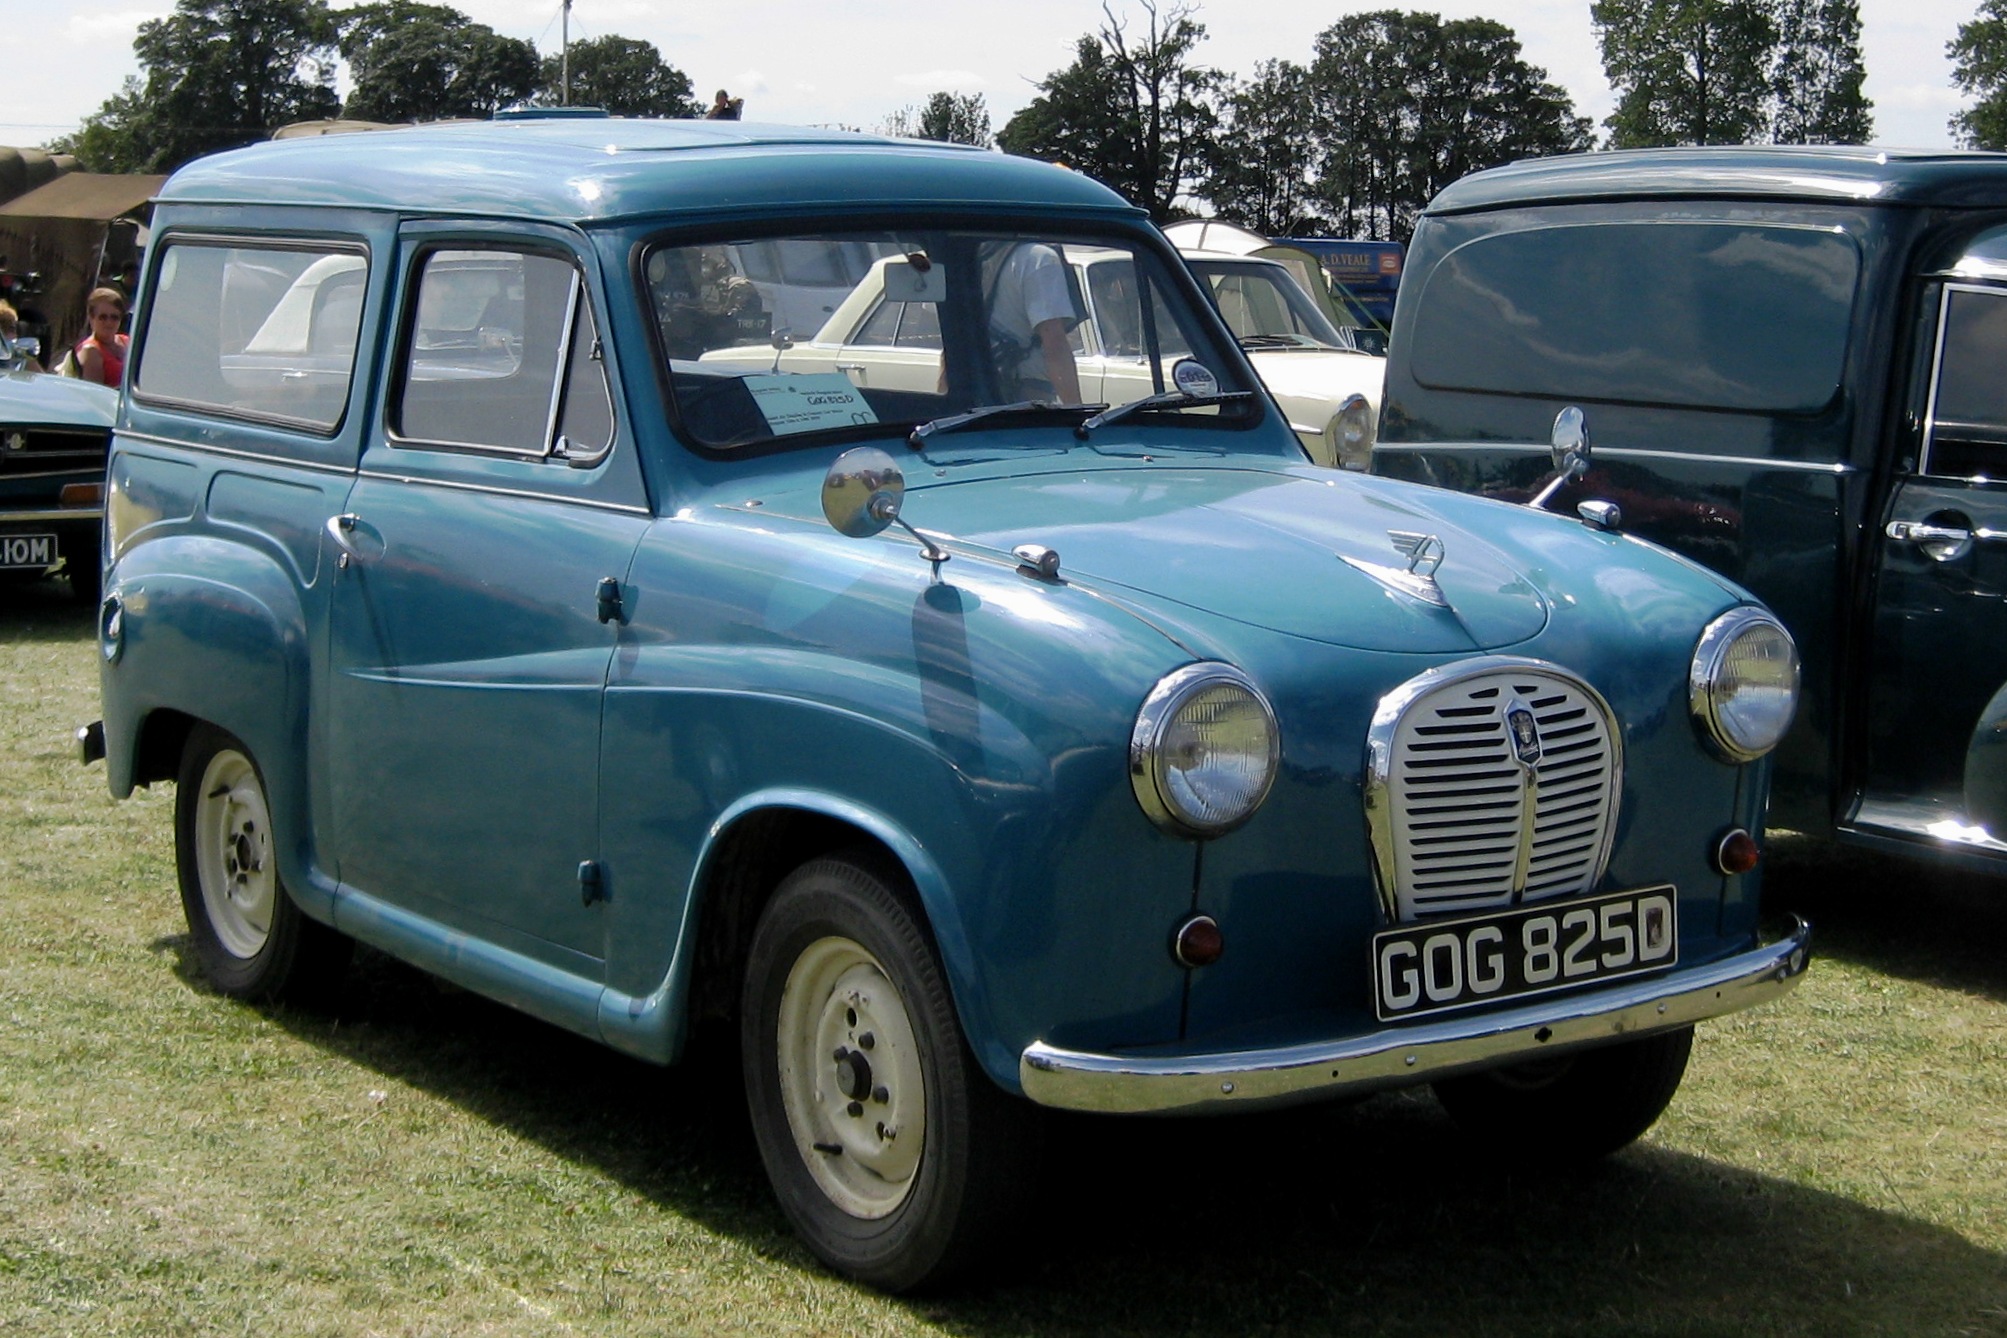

0,533,56,570
1373,886,1678,1022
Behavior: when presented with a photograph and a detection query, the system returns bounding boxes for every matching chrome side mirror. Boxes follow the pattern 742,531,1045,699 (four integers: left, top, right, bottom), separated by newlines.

822,446,905,538
1529,406,1594,511
1550,404,1591,473
822,447,949,563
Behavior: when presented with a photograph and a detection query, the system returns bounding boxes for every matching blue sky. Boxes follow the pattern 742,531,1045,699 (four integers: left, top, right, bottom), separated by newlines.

0,0,1982,152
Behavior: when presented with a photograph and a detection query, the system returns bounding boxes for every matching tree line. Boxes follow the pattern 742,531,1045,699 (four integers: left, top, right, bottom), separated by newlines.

53,0,705,174
50,0,2007,244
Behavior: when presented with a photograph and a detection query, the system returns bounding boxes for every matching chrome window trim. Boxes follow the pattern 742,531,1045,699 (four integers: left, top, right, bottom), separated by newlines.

1363,655,1623,923
1019,918,1811,1115
1372,441,1855,475
388,247,607,463
1919,280,2007,481
354,468,651,515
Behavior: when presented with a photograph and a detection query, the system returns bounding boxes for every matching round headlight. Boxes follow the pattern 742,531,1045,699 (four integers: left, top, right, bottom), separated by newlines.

1690,608,1800,763
1332,394,1376,471
1131,664,1280,837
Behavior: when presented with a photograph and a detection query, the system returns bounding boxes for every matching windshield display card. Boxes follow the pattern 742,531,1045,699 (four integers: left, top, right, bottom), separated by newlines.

745,374,879,436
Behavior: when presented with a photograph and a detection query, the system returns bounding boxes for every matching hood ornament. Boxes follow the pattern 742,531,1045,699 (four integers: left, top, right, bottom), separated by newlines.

1337,530,1450,608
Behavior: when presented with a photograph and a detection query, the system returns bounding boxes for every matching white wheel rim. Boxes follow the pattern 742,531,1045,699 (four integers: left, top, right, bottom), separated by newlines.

192,749,276,961
775,935,926,1219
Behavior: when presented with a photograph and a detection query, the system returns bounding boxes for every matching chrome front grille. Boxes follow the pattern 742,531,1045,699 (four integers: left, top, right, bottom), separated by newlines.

1365,659,1621,922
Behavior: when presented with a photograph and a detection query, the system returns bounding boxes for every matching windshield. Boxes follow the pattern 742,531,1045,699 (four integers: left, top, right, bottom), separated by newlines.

1188,259,1352,351
645,230,1255,450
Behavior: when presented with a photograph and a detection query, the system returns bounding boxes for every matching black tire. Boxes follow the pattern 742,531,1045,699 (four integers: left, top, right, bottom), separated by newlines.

740,852,1037,1292
1432,1026,1694,1161
175,725,351,1003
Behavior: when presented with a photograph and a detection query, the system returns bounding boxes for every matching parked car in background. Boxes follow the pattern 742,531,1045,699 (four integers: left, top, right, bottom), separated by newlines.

84,117,1809,1292
1166,220,1394,355
0,333,115,603
1374,145,2007,872
701,242,1385,469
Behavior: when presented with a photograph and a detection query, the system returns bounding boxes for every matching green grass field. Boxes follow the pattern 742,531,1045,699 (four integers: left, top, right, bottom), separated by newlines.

3,581,2003,1335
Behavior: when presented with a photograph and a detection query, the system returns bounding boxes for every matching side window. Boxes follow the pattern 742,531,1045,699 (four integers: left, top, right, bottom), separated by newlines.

1086,261,1190,360
135,240,367,432
893,300,941,350
1923,285,2007,480
395,248,595,457
556,290,614,459
852,299,903,347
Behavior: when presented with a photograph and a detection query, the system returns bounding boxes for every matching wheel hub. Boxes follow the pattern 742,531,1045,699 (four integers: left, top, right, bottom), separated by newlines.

777,937,926,1220
192,750,278,961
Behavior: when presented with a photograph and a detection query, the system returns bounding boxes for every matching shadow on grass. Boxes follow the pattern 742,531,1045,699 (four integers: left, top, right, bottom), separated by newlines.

198,938,2007,1336
1765,836,2007,1005
0,575,97,641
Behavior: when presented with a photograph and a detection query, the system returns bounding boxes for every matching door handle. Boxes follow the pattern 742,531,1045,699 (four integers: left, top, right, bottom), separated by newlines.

325,513,370,569
1885,519,2007,563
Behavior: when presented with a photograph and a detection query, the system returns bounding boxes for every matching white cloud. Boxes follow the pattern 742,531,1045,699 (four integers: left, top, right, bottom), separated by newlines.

66,7,166,43
1877,82,1968,113
892,69,989,91
734,70,771,95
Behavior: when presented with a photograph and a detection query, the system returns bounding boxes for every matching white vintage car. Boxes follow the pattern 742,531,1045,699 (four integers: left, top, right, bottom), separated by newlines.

698,241,1385,468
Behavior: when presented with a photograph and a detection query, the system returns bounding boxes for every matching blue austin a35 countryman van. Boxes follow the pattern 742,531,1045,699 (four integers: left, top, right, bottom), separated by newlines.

81,118,1808,1289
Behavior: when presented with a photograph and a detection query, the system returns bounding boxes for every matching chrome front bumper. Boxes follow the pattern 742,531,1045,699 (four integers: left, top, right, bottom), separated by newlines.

1020,918,1811,1114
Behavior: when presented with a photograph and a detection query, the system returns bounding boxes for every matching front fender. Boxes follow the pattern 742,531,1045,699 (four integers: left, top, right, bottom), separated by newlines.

100,534,323,915
596,786,962,1068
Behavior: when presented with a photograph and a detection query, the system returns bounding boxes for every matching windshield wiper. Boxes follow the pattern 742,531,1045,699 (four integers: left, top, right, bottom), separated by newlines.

907,400,1106,448
1074,390,1255,436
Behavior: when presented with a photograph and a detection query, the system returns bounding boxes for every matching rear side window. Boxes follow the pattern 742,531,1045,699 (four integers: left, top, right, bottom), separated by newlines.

135,240,367,432
394,247,612,459
1923,284,2007,479
1408,222,1860,416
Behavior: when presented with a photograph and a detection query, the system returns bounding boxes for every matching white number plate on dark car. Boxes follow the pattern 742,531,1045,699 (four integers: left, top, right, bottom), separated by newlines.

0,534,56,570
1373,886,1677,1022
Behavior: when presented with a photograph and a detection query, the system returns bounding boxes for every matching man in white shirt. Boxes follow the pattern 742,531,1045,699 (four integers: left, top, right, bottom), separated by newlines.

982,242,1084,405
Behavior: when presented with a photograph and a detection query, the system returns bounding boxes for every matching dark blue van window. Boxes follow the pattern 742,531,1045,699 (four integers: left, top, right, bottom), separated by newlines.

1923,284,2007,479
1409,222,1860,416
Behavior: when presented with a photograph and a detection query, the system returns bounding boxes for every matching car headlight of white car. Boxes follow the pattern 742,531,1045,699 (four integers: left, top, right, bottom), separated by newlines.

1690,608,1800,762
1330,394,1376,471
1131,663,1280,836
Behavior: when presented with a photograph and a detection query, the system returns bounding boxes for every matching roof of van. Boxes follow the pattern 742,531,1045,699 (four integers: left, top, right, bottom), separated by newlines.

156,117,1141,223
1425,145,2007,215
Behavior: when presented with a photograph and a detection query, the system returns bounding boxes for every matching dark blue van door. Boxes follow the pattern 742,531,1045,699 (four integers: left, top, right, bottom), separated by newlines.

1861,278,2007,847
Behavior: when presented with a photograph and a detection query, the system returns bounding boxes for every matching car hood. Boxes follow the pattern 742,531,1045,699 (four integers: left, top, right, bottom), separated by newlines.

0,369,119,427
767,460,1553,653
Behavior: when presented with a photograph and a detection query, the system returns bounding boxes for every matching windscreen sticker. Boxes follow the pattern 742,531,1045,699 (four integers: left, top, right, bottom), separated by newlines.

745,374,879,436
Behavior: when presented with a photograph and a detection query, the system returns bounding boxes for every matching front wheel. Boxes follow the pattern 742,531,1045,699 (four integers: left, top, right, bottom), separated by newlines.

175,725,350,1002
740,853,1035,1291
1432,1026,1694,1161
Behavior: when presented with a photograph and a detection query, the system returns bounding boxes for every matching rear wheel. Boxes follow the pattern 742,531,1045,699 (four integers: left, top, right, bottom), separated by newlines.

1432,1026,1693,1161
740,852,1035,1291
175,725,350,1002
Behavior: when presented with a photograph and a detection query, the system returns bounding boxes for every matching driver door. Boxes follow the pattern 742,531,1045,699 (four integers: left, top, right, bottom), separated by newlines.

1860,279,2007,845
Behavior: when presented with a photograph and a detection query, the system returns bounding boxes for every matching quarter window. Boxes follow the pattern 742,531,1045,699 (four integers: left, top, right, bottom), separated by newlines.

135,240,367,432
394,248,611,458
1922,285,2007,480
